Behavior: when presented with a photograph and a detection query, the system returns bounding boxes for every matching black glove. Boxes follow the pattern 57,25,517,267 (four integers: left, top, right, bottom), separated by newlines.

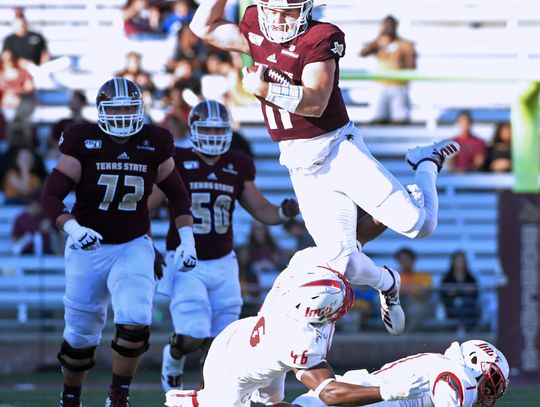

153,246,166,280
279,198,299,221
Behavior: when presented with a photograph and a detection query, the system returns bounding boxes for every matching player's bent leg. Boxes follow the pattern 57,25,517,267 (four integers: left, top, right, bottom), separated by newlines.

162,334,207,392
107,324,150,406
378,266,405,335
58,340,97,407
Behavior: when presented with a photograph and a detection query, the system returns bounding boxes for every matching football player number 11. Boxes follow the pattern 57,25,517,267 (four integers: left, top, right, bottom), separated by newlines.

266,105,293,130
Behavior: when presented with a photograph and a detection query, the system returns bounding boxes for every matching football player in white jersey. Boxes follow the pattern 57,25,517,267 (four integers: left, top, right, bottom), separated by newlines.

163,248,429,407
292,339,509,407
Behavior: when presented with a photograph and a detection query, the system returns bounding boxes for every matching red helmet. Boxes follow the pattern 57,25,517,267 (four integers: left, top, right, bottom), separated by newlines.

256,0,313,43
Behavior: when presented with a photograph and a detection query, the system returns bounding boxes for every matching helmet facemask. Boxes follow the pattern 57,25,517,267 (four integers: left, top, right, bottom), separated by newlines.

474,362,508,407
190,122,232,156
97,100,144,138
257,0,313,44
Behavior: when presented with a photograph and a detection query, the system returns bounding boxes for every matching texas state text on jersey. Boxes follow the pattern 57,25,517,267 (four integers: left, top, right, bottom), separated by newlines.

239,5,349,142
165,148,255,259
59,122,174,244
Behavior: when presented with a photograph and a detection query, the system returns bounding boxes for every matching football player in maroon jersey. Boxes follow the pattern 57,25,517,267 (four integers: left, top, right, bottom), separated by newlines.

147,99,299,393
41,78,196,407
190,0,460,336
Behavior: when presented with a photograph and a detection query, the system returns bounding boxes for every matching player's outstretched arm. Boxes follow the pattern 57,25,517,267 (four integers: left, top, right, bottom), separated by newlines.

294,362,381,406
190,0,250,54
239,180,299,225
295,362,429,406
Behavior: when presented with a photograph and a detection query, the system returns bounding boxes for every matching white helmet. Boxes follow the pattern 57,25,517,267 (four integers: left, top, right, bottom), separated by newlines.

276,265,354,324
447,340,509,406
257,0,314,44
188,100,233,156
96,77,144,138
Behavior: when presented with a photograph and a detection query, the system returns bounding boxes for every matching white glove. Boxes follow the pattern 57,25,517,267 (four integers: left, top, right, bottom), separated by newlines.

173,226,197,272
242,64,266,95
63,219,103,251
380,374,430,401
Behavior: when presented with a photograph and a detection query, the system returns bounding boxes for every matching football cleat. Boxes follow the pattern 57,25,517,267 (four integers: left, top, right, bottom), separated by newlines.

60,394,81,407
164,389,198,407
406,140,460,172
379,266,405,335
104,393,131,407
162,344,185,392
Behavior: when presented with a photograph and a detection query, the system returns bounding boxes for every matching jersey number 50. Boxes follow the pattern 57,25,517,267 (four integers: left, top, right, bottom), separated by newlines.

192,192,232,235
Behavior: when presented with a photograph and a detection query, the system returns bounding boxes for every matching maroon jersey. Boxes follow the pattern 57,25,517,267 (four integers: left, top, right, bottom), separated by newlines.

239,5,349,141
166,148,255,260
59,122,174,244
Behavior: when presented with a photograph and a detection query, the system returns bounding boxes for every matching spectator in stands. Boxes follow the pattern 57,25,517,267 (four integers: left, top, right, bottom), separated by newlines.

161,0,194,37
394,247,433,331
440,250,480,332
283,218,314,255
167,58,201,95
2,146,42,205
161,86,191,147
114,51,157,96
11,190,60,255
484,121,512,173
122,0,161,39
48,90,91,158
0,138,48,192
0,48,35,146
237,220,286,312
2,7,50,67
168,24,206,76
359,15,416,124
0,110,6,141
449,110,487,173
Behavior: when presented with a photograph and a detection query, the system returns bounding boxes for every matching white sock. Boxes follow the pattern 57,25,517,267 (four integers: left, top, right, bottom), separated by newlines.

345,251,394,291
415,161,438,238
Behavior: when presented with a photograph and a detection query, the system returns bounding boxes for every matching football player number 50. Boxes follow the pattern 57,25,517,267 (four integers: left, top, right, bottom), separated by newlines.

191,192,232,234
98,174,144,211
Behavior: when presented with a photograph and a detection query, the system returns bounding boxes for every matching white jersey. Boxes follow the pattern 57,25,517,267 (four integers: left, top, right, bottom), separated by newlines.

293,353,479,407
199,313,334,406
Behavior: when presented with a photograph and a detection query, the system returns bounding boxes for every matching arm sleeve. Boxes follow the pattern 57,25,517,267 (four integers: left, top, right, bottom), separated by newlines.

157,169,191,218
41,169,75,225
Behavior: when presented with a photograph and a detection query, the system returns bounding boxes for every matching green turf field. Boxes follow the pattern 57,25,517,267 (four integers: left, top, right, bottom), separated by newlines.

0,387,539,406
0,371,538,406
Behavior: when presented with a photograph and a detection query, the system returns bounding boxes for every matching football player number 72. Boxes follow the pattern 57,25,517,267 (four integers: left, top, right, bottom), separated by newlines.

97,174,144,211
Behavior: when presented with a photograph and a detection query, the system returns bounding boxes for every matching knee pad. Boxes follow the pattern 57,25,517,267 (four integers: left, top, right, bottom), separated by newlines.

169,333,206,359
111,325,150,358
57,340,96,372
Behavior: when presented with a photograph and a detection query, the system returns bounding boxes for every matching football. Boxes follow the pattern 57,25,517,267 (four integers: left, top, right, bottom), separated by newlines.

245,65,294,85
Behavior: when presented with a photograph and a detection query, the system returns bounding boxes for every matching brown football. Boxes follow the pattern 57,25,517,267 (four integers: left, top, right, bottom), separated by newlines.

245,65,294,85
